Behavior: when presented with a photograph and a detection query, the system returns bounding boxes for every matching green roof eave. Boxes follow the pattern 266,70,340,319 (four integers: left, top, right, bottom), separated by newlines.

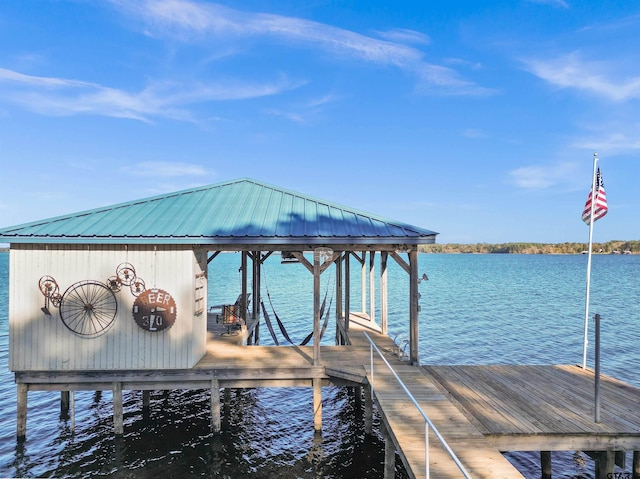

0,235,437,246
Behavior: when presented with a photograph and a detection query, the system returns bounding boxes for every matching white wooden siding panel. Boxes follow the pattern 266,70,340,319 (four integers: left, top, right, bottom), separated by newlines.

9,244,203,371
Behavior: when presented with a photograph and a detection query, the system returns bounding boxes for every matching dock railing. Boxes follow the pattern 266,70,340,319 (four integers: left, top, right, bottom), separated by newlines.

363,332,472,479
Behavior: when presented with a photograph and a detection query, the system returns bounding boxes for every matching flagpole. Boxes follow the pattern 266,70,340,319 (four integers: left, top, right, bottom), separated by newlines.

581,152,599,369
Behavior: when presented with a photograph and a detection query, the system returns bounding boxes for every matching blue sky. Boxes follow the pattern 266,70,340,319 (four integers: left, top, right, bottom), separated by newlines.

1,0,639,244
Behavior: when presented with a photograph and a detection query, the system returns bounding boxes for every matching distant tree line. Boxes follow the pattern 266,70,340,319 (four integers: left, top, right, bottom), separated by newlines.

420,240,640,254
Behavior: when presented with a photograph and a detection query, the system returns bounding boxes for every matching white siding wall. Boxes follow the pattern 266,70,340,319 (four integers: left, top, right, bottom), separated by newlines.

10,244,208,371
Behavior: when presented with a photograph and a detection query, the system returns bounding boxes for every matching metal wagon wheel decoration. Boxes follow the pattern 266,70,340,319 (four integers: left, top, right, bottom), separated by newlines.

59,280,118,337
38,261,151,337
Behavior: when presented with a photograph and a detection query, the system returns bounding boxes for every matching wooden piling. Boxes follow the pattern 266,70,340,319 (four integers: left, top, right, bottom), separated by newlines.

595,451,614,479
211,379,221,433
70,391,75,433
540,451,552,479
60,391,70,416
113,382,123,435
142,390,150,410
16,383,28,439
382,422,395,479
313,378,322,431
364,384,372,435
633,451,640,479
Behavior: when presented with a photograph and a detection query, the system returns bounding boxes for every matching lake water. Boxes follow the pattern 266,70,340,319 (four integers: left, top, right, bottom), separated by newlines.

0,251,638,478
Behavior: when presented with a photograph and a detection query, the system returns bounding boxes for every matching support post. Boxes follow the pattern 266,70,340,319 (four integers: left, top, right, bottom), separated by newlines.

17,383,28,439
313,378,322,432
595,451,614,479
61,391,70,415
361,251,366,313
345,253,351,334
313,249,321,366
211,379,221,433
382,421,396,479
409,249,420,365
335,253,343,344
142,390,151,410
633,451,640,479
241,251,249,323
253,250,261,320
70,391,75,433
381,252,388,335
364,384,373,435
369,251,375,324
113,382,123,435
541,451,552,479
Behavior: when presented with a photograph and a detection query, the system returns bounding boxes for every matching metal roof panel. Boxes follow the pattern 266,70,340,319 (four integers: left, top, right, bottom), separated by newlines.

0,178,438,244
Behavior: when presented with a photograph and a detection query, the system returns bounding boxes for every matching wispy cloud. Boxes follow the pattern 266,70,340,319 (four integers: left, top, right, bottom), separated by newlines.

111,0,489,95
524,52,640,101
373,28,430,45
120,161,210,177
527,0,570,8
573,128,640,154
0,67,300,121
508,161,580,189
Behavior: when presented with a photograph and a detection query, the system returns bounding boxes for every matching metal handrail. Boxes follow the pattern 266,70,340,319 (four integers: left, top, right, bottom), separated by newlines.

363,332,472,479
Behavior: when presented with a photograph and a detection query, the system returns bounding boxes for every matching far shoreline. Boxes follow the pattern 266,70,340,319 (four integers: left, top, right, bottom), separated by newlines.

1,240,639,255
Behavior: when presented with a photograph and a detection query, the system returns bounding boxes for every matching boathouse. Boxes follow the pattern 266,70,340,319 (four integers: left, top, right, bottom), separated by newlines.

0,178,436,374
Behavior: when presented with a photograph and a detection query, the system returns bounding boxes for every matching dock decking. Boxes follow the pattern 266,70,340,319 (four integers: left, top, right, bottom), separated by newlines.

424,364,640,452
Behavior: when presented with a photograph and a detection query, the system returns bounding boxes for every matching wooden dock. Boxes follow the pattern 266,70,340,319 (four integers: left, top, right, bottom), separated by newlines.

15,313,640,478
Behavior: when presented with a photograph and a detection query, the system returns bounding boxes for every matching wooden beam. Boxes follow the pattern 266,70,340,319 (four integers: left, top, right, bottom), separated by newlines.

383,422,396,479
259,251,273,263
292,252,313,273
361,250,366,313
615,450,626,469
369,251,375,324
241,252,248,323
17,383,28,439
142,390,150,409
60,391,70,417
313,378,322,432
364,383,373,434
113,382,123,435
313,250,321,365
595,451,614,479
381,252,388,335
389,251,410,275
70,391,75,433
540,451,552,479
211,379,221,433
345,252,351,334
633,451,639,479
250,251,261,339
207,251,221,264
335,253,343,344
349,251,365,265
409,249,419,365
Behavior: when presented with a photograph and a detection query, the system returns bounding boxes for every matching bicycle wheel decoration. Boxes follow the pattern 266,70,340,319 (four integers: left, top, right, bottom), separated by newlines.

59,280,118,337
38,261,175,337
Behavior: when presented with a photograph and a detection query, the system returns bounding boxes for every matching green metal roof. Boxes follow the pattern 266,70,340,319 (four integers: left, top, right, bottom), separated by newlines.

0,178,438,245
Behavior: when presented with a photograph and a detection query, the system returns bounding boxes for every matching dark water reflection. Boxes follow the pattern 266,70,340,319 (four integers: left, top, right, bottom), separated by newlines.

7,387,406,479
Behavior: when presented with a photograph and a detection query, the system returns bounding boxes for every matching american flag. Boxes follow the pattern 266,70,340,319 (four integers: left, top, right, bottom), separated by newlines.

582,167,608,224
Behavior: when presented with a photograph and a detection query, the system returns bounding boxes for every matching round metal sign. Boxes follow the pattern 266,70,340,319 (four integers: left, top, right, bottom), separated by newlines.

132,288,176,332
